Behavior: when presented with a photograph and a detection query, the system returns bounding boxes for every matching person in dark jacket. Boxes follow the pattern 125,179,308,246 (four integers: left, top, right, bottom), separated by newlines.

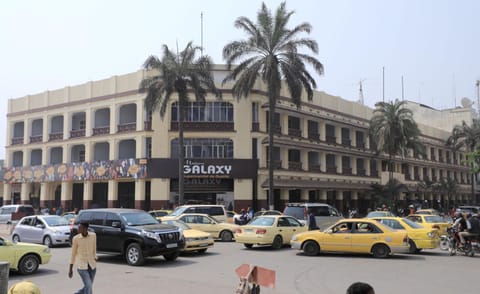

308,212,318,230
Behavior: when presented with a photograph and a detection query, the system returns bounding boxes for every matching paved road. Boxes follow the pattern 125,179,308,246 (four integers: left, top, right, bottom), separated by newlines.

5,241,478,294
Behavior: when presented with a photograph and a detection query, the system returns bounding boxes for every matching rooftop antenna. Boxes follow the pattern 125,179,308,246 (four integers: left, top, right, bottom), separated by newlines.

382,66,385,102
200,12,204,56
401,76,405,101
358,79,366,105
453,73,456,107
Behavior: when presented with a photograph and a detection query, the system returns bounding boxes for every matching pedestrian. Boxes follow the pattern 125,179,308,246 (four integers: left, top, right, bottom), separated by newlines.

308,212,318,230
8,280,41,294
56,206,63,216
346,282,375,294
69,222,97,294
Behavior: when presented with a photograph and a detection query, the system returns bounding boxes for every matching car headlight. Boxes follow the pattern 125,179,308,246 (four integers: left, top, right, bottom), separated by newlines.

178,229,184,240
427,232,435,238
43,247,51,253
142,230,161,242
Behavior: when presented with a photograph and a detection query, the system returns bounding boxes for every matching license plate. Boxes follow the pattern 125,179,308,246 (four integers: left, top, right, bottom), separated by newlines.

166,243,177,248
245,229,253,233
198,243,209,247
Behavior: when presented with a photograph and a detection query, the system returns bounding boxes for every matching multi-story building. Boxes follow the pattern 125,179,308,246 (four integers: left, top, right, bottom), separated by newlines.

2,66,473,214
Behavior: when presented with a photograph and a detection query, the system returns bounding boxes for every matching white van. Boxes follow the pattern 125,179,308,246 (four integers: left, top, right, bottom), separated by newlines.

167,205,228,222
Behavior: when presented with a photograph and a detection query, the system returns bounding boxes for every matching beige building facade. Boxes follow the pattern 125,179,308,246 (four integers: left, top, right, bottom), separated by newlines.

2,66,473,215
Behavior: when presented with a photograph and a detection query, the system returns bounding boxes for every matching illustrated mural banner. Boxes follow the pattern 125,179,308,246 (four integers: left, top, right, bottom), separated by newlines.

3,158,147,183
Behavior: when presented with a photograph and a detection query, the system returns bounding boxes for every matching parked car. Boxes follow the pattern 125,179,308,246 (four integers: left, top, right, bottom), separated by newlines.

0,205,35,224
226,210,238,224
253,210,283,218
371,217,439,253
12,215,71,247
70,208,185,266
405,214,451,235
283,203,342,230
365,211,396,218
164,213,239,242
164,205,228,222
414,209,440,215
163,219,214,254
234,215,307,249
290,218,410,258
0,235,51,275
149,209,173,220
457,205,480,214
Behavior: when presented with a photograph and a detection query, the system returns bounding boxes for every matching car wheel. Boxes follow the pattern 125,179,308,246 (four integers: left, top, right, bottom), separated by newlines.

197,249,207,254
244,243,253,249
125,243,145,266
303,240,320,256
271,235,283,250
439,238,449,251
220,230,233,242
18,254,39,275
163,252,179,261
408,240,418,254
43,236,53,248
372,244,390,258
12,234,21,243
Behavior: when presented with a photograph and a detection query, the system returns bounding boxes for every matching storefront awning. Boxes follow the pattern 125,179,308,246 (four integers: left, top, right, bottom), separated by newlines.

260,179,374,190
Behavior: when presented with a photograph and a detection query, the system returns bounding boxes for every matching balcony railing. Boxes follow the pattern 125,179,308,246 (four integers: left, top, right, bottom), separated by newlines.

370,170,379,177
308,132,320,141
288,161,302,171
70,129,85,138
404,173,411,181
326,166,337,174
117,122,136,133
251,122,260,132
288,128,302,138
431,155,436,161
308,164,321,172
356,141,365,149
171,121,234,132
439,157,444,163
357,169,366,176
446,158,451,164
326,136,336,144
49,132,63,141
267,125,282,135
11,137,24,145
341,139,351,147
92,126,110,136
267,160,282,170
29,135,43,143
144,121,152,131
342,168,352,175
432,176,437,182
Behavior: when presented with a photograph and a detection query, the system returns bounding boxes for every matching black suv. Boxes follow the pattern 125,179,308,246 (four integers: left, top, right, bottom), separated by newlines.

71,208,185,266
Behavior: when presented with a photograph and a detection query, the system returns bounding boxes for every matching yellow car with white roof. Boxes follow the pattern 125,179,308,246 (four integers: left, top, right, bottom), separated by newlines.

163,219,214,253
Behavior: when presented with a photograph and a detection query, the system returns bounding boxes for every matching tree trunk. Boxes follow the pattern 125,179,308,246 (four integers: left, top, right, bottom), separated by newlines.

268,97,275,210
178,102,185,206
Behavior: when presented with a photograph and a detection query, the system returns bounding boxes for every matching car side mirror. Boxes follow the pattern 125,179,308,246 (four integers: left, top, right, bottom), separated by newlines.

327,229,333,234
112,221,122,228
36,224,45,229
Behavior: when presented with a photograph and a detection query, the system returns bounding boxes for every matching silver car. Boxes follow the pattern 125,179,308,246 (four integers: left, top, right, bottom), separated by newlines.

12,215,71,247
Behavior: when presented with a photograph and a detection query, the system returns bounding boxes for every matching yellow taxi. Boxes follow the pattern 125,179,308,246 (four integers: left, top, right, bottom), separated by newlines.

163,220,214,254
234,215,308,249
415,209,440,215
163,213,239,242
290,218,410,258
0,236,51,274
370,217,439,253
406,214,451,235
149,209,173,221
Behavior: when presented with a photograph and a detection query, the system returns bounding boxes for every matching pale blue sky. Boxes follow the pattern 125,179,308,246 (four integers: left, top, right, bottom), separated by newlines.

1,0,480,158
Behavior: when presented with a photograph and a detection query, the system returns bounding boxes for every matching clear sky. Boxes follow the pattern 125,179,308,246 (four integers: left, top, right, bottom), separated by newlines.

1,0,480,159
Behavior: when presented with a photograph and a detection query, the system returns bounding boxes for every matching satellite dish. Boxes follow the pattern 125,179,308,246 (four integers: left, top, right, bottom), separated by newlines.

461,97,474,108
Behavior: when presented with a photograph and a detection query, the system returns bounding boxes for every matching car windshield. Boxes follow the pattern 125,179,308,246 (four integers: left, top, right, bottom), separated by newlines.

367,211,394,217
401,218,423,229
170,206,188,216
165,220,191,230
424,216,445,223
120,212,159,226
249,217,275,226
43,216,70,226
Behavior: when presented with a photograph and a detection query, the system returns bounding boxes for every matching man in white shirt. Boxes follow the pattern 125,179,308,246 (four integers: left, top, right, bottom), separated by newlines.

69,222,97,294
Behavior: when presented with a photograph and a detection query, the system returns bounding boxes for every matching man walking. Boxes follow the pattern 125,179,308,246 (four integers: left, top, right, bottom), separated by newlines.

69,222,97,294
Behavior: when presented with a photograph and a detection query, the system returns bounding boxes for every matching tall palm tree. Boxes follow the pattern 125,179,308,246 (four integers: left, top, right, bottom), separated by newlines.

222,2,324,209
447,119,480,204
139,42,221,205
369,99,425,181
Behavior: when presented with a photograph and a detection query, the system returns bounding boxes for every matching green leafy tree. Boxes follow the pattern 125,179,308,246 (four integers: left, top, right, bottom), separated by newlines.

370,179,408,210
369,99,425,182
140,42,221,205
447,119,480,204
222,2,324,209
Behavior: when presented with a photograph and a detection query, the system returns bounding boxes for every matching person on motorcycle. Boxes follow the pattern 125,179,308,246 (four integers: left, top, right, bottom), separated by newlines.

452,212,468,247
458,213,477,247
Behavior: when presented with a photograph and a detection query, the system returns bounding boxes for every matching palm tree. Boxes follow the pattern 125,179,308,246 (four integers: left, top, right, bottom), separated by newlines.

222,2,324,209
369,99,425,182
139,42,221,205
437,177,458,209
370,179,408,210
447,119,480,204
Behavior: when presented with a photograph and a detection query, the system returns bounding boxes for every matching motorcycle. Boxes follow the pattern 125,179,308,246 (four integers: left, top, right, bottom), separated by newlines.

447,227,475,257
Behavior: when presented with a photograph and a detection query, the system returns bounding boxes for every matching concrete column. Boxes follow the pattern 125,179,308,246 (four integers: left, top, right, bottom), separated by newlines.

0,262,9,294
64,112,70,140
135,179,146,210
85,108,92,137
20,183,31,204
336,154,342,174
108,180,118,208
301,189,309,201
61,182,72,211
302,151,308,171
352,130,357,147
83,182,93,209
302,118,308,138
136,134,145,158
150,178,170,209
335,125,341,144
281,148,288,169
319,121,326,141
351,191,359,212
40,182,48,207
3,185,12,205
110,105,116,135
281,113,288,135
366,159,371,176
319,190,327,201
42,115,48,143
352,157,357,175
24,119,31,145
336,190,344,213
320,152,326,172
109,139,117,160
136,101,144,132
84,142,93,163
